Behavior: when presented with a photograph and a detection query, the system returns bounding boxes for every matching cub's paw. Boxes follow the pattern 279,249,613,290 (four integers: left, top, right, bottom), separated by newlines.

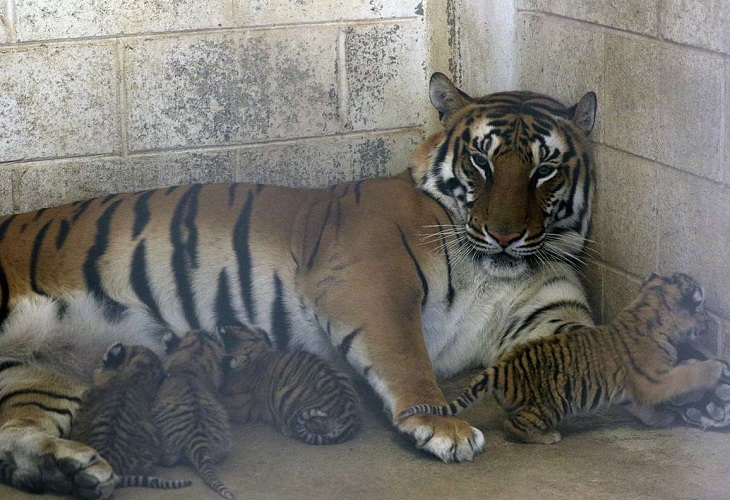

0,429,116,499
396,413,484,463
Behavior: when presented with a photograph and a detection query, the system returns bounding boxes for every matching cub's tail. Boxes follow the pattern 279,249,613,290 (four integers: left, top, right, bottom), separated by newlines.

189,444,235,500
117,475,193,489
398,366,497,418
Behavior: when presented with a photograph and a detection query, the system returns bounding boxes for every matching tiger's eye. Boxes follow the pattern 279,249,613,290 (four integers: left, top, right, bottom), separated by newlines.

536,165,554,177
471,154,489,169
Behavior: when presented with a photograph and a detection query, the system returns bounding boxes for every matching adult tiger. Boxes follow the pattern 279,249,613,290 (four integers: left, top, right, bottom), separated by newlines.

0,73,705,498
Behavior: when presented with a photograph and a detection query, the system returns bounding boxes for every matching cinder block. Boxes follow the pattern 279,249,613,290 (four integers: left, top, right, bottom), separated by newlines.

515,14,604,138
17,151,240,213
15,0,234,41
125,29,340,151
660,0,730,54
516,0,657,36
657,167,730,318
0,167,14,216
128,150,237,190
603,267,641,322
591,145,658,277
236,0,421,25
454,0,515,95
0,3,9,43
344,22,428,130
0,43,119,163
15,158,131,213
726,62,730,186
696,312,725,359
603,33,723,181
716,314,730,360
237,131,424,188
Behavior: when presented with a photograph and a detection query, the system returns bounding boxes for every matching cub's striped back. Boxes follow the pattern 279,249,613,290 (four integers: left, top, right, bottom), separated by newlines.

72,343,192,490
153,329,236,500
220,326,361,445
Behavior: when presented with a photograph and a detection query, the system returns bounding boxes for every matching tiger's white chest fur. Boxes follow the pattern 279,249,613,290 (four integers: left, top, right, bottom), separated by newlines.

421,260,593,379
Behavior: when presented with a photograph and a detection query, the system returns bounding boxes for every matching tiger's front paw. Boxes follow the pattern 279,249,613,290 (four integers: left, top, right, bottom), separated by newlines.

0,429,117,499
396,413,484,463
670,360,730,429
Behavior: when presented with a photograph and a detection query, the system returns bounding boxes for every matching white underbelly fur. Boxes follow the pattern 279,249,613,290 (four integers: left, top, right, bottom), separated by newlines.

0,293,166,382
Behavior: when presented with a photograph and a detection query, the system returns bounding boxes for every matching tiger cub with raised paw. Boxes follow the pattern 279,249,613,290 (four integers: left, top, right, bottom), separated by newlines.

400,273,729,444
219,325,362,445
153,329,237,500
72,343,192,490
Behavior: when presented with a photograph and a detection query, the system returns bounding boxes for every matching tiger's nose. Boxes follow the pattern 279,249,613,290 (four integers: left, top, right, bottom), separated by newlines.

487,229,521,247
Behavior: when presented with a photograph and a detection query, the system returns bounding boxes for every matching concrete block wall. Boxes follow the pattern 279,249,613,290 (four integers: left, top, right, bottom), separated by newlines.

515,1,730,356
0,0,448,213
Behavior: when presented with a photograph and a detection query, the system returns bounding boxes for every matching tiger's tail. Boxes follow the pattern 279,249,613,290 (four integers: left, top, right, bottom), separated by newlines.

398,366,497,418
116,475,193,489
189,443,235,500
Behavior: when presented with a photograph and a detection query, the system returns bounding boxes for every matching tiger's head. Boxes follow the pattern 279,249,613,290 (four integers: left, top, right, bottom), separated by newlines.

639,273,712,342
94,343,165,391
164,329,238,390
411,73,597,278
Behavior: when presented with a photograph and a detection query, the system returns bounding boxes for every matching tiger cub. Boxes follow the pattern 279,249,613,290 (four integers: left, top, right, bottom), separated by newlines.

400,273,729,444
219,326,362,445
153,329,237,500
72,343,192,490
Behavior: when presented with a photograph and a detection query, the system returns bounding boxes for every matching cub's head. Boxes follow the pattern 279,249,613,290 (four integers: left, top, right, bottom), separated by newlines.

412,73,597,278
95,343,165,390
639,273,711,342
164,330,238,390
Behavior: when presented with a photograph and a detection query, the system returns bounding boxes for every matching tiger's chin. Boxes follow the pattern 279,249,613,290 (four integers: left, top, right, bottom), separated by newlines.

477,253,530,279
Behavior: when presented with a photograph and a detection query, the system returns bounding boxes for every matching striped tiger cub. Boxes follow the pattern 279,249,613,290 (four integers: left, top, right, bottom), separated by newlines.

153,329,237,500
219,325,362,445
72,343,192,490
400,273,729,444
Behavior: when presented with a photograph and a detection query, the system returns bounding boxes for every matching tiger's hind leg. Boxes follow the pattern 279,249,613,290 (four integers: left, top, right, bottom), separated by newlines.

0,360,117,498
504,408,561,444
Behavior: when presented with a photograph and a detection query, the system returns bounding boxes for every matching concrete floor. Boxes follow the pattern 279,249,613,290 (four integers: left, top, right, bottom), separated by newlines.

3,371,730,500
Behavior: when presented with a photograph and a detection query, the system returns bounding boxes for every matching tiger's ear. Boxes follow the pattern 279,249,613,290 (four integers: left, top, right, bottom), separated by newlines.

103,343,127,369
429,72,474,126
568,91,597,134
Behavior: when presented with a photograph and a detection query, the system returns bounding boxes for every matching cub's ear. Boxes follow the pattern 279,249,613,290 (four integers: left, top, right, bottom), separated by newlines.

568,91,597,134
429,72,474,125
103,343,127,369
